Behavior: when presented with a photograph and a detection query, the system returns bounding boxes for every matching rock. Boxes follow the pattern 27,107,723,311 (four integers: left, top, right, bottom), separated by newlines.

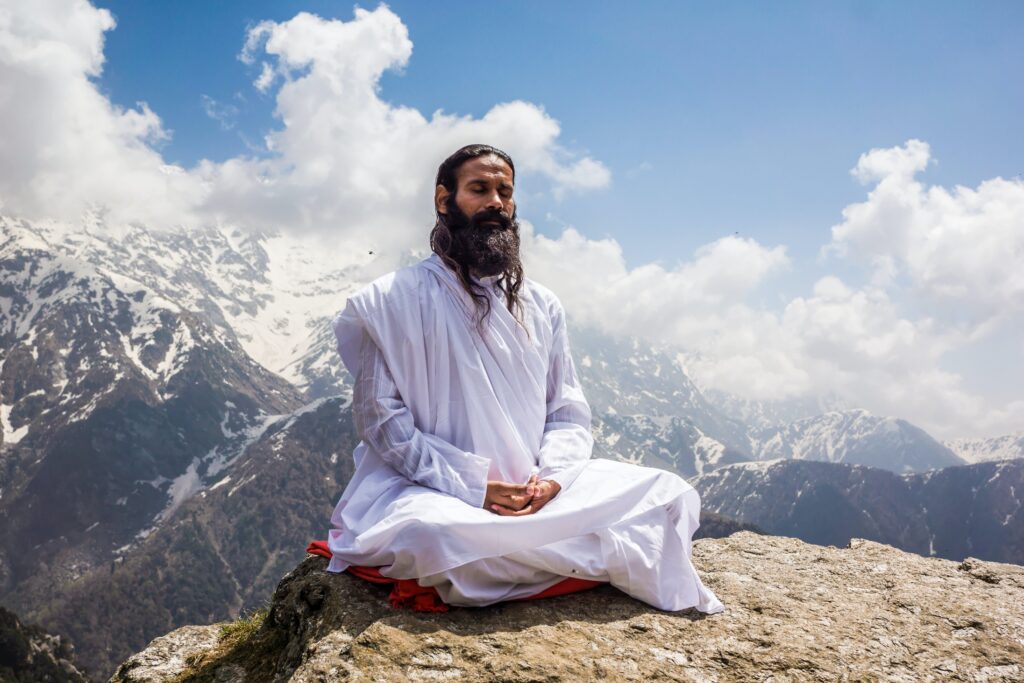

113,532,1024,682
0,605,89,682
110,625,224,682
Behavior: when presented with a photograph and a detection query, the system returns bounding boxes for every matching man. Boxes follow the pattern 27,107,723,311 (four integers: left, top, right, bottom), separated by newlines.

326,144,723,613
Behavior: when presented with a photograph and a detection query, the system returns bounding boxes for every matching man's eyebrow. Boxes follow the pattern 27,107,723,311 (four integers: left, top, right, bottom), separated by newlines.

462,177,514,189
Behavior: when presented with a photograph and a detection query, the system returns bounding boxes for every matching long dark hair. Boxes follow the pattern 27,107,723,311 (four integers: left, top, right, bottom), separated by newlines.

429,144,526,330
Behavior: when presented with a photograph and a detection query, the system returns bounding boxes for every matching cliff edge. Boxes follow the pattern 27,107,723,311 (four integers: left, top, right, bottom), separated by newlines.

111,532,1024,682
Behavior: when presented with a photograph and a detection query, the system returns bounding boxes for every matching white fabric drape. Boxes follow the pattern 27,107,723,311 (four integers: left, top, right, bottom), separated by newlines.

326,253,723,613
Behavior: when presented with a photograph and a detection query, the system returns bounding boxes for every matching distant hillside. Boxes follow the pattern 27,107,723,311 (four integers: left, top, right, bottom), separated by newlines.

748,409,965,473
946,432,1024,464
694,458,1024,563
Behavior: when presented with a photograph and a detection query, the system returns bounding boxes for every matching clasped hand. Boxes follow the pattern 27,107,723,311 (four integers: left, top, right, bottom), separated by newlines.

484,474,560,516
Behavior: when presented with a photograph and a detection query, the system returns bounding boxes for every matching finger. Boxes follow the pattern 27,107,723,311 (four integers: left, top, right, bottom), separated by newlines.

492,503,535,517
497,484,530,498
531,490,555,512
501,494,531,509
526,474,538,497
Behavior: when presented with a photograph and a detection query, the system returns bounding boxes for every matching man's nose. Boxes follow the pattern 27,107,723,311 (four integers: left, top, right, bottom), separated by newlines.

484,191,503,210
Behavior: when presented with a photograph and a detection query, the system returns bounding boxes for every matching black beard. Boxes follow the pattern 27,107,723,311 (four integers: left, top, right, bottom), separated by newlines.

444,196,521,278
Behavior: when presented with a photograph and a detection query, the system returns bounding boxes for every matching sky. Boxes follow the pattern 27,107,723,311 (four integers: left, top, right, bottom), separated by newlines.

0,0,1022,438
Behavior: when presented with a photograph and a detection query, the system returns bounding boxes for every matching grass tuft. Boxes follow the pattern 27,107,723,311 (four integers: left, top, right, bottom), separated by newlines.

218,607,268,645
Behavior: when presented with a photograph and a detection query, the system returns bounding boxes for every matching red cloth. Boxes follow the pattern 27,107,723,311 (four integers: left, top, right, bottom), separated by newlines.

305,540,602,612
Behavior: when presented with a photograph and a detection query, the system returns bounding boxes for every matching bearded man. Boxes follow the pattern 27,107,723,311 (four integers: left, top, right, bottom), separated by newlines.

326,144,723,613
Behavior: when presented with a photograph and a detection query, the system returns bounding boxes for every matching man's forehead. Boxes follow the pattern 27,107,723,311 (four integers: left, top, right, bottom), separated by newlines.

456,155,514,184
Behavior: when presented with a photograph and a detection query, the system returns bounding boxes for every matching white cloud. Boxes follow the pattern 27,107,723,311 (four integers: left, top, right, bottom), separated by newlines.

524,227,802,399
0,0,204,228
0,2,609,248
525,228,789,332
200,95,239,131
195,6,610,252
831,139,1024,320
525,210,1022,438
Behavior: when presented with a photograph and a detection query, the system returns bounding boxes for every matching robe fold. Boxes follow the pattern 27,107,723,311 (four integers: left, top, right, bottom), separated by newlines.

326,253,724,613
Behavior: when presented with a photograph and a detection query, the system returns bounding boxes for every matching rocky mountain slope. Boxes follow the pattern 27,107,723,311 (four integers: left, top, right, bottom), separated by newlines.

573,327,753,476
17,395,358,680
0,605,88,682
0,218,305,617
747,408,965,473
947,432,1024,464
694,458,1024,564
113,531,1024,683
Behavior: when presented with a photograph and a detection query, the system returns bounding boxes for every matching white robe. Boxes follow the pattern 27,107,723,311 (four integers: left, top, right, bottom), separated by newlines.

326,253,723,613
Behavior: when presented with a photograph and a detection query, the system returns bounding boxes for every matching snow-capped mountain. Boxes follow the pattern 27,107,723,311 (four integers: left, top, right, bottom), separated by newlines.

945,433,1024,464
592,412,747,477
572,325,753,473
694,458,1024,564
0,216,306,616
0,213,389,398
747,409,965,473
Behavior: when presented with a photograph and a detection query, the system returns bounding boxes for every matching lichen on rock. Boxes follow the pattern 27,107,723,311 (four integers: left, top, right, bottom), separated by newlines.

111,532,1024,682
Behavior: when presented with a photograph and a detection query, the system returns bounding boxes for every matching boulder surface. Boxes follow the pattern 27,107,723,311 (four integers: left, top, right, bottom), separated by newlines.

111,531,1024,682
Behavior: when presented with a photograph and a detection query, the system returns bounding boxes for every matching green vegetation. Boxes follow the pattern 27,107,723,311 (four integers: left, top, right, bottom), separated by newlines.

217,606,267,645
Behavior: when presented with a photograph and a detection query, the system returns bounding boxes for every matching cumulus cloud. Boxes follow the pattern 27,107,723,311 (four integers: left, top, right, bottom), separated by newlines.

0,2,608,246
529,217,1021,437
524,227,806,399
196,6,610,252
831,139,1024,321
0,0,204,227
525,229,789,334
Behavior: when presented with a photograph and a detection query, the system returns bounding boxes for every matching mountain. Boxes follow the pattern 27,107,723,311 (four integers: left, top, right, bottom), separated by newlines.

592,412,748,477
111,532,1024,683
573,326,753,475
747,408,965,473
0,214,380,399
946,432,1024,464
20,395,358,679
0,217,304,634
694,458,1024,564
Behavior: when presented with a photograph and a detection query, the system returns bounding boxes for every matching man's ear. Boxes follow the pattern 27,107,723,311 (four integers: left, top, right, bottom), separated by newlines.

435,185,449,214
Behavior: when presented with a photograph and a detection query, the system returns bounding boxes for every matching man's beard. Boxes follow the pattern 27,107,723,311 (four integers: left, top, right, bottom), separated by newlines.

443,195,521,278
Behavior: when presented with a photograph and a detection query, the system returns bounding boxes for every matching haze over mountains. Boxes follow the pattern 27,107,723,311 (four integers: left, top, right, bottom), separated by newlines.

1,214,1022,678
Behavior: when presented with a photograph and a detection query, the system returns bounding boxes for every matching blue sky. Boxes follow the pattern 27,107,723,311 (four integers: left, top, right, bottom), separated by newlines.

94,1,1024,271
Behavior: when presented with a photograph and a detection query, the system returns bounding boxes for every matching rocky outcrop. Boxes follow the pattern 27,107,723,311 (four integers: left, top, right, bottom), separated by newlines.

0,605,88,682
113,532,1024,682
